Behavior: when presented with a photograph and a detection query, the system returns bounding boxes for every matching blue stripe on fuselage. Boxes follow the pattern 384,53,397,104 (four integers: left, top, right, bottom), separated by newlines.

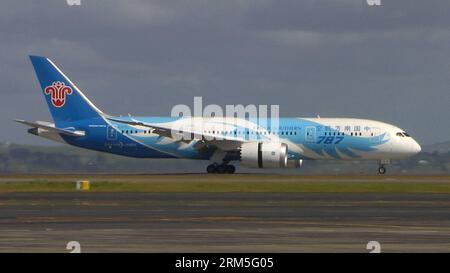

57,116,387,160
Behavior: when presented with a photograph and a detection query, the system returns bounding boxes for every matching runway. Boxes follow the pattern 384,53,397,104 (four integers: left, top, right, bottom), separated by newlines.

0,192,449,252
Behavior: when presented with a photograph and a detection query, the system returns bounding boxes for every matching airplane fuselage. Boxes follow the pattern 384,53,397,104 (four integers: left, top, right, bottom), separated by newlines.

36,116,421,162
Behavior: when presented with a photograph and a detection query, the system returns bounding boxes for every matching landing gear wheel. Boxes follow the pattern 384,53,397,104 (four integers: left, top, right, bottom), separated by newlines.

207,164,217,174
206,164,236,174
225,165,236,174
378,166,386,175
216,165,226,174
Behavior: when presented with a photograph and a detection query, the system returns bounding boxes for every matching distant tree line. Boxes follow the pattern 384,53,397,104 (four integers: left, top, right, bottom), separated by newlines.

0,143,449,174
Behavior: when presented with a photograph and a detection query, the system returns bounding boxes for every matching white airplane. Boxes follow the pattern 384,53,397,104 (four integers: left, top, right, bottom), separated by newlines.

16,56,421,174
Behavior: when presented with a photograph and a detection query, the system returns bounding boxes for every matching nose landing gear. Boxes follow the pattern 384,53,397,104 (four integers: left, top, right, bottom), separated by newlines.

378,159,390,175
378,166,386,174
206,163,236,174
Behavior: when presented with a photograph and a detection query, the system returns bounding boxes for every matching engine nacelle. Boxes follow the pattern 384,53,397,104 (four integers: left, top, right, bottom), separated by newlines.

286,159,303,168
240,142,288,168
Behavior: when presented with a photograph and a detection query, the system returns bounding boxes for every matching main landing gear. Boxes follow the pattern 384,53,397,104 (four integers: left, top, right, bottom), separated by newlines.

378,165,386,175
206,163,236,174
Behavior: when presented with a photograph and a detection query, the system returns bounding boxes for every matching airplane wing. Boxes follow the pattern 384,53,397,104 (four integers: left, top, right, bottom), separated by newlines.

14,119,85,137
107,117,246,150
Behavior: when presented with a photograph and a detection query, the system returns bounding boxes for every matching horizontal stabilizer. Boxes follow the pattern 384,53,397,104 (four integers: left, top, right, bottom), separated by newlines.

14,119,85,137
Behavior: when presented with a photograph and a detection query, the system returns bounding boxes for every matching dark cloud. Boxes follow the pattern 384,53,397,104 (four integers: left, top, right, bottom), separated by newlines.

245,0,450,32
0,0,449,145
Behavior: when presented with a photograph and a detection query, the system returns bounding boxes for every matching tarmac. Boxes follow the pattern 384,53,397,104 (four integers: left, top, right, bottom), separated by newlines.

0,192,449,252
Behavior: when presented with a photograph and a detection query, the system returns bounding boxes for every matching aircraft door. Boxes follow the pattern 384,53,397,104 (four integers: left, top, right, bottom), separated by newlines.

106,125,118,141
305,126,316,143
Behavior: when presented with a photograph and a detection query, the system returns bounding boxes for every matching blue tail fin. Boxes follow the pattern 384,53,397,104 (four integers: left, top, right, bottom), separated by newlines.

29,55,105,125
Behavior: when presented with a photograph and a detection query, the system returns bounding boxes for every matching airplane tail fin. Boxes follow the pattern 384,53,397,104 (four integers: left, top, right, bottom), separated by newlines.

29,55,105,126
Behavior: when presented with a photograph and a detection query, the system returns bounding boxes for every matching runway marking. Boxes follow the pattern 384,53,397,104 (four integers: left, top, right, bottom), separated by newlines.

159,216,248,221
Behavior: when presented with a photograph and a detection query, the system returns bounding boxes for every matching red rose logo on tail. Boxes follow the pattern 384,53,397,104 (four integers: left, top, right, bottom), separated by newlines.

44,81,73,107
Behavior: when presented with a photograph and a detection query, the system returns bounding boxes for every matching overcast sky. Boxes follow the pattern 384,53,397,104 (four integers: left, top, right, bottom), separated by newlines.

1,0,449,145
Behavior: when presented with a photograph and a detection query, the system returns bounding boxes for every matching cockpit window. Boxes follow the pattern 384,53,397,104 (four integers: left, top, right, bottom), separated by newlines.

396,132,411,137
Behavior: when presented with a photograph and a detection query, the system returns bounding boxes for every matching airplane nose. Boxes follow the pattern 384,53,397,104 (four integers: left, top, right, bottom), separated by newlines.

392,137,421,158
411,140,421,154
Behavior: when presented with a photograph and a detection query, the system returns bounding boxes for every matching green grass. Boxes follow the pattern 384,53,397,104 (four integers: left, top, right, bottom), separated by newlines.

0,174,449,193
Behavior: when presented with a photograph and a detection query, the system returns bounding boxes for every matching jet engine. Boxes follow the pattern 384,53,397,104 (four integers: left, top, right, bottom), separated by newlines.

240,142,288,168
